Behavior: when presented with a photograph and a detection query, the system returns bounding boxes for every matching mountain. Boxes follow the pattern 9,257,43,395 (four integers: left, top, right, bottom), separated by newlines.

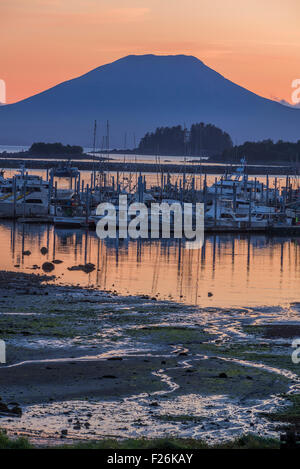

1,54,300,148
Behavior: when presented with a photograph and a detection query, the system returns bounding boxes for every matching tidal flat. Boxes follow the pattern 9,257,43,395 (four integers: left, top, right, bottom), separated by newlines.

0,270,300,446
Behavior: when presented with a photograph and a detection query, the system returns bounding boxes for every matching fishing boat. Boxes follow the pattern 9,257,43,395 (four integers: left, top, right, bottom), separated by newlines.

50,161,79,178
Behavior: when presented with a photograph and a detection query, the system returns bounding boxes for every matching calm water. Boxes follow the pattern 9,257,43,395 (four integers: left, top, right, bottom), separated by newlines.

1,220,300,308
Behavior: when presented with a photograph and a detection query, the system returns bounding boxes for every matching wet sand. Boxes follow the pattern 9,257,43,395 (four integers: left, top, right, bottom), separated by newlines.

0,354,288,407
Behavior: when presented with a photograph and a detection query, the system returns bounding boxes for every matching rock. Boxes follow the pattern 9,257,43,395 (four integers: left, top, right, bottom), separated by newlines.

0,402,22,417
79,263,95,273
218,372,228,378
208,292,213,297
68,263,95,273
42,262,55,273
0,402,9,413
149,401,159,407
246,375,253,380
61,429,68,436
40,247,48,255
11,406,22,416
23,250,31,256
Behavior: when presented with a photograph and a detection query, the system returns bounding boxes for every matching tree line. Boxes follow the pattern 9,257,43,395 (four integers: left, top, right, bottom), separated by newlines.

221,139,300,164
28,142,83,156
138,123,233,155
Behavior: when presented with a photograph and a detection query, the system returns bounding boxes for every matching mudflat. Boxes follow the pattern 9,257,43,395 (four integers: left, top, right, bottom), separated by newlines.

0,270,298,443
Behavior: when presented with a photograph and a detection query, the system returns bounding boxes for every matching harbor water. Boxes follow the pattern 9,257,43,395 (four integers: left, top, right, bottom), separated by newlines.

1,220,300,308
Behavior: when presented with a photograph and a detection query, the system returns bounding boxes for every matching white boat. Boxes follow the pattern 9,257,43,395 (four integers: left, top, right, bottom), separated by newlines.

207,158,277,202
0,169,50,218
205,198,289,229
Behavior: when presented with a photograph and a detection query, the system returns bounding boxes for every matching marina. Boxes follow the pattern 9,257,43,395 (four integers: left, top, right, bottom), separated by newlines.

0,159,299,234
2,0,300,451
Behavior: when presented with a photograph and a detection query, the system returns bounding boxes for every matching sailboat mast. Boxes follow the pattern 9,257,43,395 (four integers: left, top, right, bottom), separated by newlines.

92,120,97,186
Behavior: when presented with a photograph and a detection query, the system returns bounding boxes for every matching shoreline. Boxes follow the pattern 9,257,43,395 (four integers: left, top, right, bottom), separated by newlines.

0,157,296,175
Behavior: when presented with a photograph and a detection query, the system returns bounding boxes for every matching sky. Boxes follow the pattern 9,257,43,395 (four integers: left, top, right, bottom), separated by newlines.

1,0,300,104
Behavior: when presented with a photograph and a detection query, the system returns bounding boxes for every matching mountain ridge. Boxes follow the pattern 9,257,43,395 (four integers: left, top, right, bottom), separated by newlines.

1,54,299,148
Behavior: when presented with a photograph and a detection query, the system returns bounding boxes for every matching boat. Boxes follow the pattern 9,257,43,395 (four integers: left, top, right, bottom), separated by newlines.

50,161,79,178
53,216,86,227
0,167,50,218
207,158,277,203
205,198,291,230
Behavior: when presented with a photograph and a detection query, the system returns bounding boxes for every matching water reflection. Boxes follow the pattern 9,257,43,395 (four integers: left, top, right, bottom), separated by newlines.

2,221,300,308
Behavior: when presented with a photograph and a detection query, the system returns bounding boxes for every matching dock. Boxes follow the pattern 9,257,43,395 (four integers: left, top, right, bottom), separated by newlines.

0,158,299,236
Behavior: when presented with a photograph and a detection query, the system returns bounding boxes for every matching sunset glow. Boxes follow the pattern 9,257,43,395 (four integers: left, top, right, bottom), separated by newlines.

1,0,300,104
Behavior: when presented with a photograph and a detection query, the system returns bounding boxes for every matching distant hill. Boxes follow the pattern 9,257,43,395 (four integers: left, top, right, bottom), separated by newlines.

0,54,300,148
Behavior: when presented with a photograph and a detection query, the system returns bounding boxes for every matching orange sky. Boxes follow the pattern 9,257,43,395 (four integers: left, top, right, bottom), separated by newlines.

1,0,300,104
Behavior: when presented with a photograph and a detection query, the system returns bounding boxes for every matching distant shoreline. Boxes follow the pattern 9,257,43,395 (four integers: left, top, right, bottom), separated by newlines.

0,156,297,176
